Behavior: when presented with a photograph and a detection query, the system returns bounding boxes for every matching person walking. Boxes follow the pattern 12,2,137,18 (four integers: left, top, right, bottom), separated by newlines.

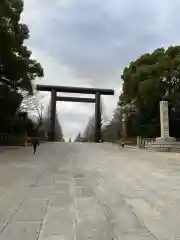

121,138,125,148
31,138,39,154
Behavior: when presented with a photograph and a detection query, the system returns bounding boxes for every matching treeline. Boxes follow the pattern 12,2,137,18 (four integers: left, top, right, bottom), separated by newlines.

77,46,180,142
119,46,180,138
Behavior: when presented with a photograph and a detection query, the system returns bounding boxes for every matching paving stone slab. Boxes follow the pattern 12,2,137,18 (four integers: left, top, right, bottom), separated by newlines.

39,236,72,240
28,187,52,199
13,199,48,221
75,198,105,222
35,176,54,187
49,193,73,208
75,186,94,198
76,220,109,240
53,182,70,194
74,178,86,187
120,232,157,240
0,221,41,240
0,210,15,233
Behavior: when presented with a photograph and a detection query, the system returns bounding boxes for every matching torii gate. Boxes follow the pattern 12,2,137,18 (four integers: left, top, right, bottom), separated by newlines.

36,85,114,142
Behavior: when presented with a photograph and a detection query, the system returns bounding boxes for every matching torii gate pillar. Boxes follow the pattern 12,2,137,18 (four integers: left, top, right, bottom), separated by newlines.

95,92,101,143
50,89,57,141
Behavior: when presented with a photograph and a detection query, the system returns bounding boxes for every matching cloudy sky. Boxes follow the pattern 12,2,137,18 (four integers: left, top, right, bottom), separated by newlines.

22,0,180,140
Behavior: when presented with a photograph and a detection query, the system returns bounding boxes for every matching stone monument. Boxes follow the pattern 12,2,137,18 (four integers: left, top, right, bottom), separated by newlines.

151,100,177,150
122,113,127,138
156,101,175,143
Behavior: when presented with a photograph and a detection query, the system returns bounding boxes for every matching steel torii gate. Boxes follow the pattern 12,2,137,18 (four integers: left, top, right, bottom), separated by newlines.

36,85,114,142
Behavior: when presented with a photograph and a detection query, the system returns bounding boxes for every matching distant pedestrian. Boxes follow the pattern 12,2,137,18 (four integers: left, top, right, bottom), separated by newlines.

69,138,71,142
31,138,39,154
121,138,125,148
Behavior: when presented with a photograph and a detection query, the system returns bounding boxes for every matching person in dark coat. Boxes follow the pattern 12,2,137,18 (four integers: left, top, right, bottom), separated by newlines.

31,138,39,154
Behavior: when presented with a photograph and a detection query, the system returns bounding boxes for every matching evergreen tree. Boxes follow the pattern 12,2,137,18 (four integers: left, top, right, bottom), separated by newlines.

0,0,43,133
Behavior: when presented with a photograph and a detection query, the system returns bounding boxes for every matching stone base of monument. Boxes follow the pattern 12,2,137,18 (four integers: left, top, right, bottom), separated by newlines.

148,137,180,152
155,137,176,143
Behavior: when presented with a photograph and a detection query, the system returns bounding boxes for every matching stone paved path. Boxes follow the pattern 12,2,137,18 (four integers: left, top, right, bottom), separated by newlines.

0,143,180,239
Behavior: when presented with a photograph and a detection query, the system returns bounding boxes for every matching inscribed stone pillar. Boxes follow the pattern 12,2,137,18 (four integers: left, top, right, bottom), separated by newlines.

160,101,170,139
154,100,176,146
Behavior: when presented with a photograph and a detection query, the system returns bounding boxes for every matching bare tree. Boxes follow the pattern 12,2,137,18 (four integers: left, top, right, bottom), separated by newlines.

82,116,95,141
18,91,45,130
82,98,109,141
74,132,82,142
40,101,64,141
101,105,123,142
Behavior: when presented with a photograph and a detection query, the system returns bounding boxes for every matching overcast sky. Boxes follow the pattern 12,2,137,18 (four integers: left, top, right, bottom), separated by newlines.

22,0,180,140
